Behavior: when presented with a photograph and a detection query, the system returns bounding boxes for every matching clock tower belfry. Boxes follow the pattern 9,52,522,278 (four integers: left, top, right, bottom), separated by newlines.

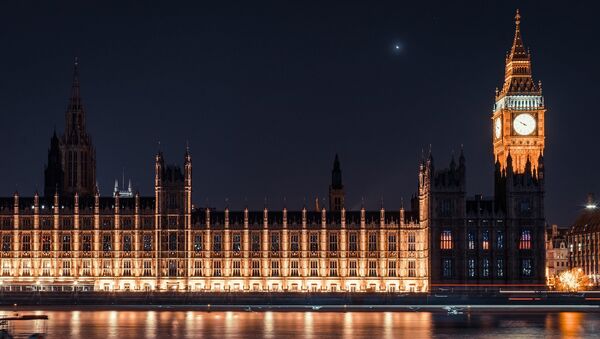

492,10,545,173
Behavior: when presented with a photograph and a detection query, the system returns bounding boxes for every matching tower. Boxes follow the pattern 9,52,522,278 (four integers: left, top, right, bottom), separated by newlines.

493,11,546,285
328,154,344,212
492,10,545,173
44,130,64,197
44,59,97,197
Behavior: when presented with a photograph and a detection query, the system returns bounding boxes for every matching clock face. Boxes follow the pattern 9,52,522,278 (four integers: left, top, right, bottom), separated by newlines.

494,117,502,139
513,113,536,136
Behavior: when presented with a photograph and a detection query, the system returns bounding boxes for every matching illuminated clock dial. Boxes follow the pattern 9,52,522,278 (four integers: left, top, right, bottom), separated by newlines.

494,117,502,139
513,113,536,136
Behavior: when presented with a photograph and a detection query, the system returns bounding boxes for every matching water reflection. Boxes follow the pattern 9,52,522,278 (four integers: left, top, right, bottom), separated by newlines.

0,309,599,338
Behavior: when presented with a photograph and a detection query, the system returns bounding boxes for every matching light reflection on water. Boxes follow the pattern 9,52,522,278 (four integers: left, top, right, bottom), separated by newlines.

0,310,597,338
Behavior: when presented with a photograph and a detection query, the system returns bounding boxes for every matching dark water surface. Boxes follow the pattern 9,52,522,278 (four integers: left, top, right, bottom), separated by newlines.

1,309,600,338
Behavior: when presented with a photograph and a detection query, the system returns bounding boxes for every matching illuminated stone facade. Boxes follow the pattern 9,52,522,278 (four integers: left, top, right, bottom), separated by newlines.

0,158,429,292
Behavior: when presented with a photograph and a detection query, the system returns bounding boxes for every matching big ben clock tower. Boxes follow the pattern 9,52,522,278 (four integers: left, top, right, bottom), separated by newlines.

492,10,545,173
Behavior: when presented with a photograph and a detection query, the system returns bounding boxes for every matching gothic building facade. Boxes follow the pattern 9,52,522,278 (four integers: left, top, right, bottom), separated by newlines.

0,11,545,293
427,10,546,290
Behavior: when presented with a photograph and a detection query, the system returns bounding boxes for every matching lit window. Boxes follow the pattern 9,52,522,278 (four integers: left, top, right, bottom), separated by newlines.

368,233,377,251
232,260,241,276
168,260,177,277
194,234,202,252
441,230,452,250
251,233,261,252
21,235,31,252
290,260,299,277
290,233,299,252
467,231,476,250
62,235,71,252
310,233,319,252
349,232,358,252
329,233,338,252
271,261,279,277
123,260,132,276
1,235,11,252
82,235,92,252
482,257,490,277
329,260,338,276
82,260,91,276
21,260,31,276
388,260,397,277
482,230,489,250
252,260,261,277
519,229,532,250
349,260,358,277
194,260,203,276
143,234,153,251
213,234,222,252
407,260,416,277
143,260,152,276
102,235,112,252
368,260,377,277
232,233,241,252
42,234,51,252
522,258,533,277
212,260,221,277
408,232,416,251
468,258,476,278
496,230,504,250
271,233,280,252
62,260,70,276
496,258,504,278
388,234,397,251
123,234,132,252
310,260,319,277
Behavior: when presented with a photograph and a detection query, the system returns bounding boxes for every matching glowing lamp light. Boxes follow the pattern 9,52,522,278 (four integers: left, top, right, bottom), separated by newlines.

586,203,597,210
557,268,590,292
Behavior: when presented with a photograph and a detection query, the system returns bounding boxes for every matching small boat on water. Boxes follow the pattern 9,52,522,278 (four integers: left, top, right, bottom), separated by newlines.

0,314,48,338
443,306,464,315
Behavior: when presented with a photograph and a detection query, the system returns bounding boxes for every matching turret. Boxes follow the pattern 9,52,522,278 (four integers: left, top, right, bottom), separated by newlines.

328,154,345,212
44,130,63,197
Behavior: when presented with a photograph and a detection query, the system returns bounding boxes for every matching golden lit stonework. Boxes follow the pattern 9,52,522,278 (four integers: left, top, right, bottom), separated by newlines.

492,10,545,173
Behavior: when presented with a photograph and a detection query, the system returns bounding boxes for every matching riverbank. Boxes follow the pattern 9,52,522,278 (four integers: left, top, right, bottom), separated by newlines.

2,303,599,313
1,291,600,311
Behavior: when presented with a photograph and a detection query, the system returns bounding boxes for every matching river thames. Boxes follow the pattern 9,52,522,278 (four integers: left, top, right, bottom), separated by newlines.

1,309,600,338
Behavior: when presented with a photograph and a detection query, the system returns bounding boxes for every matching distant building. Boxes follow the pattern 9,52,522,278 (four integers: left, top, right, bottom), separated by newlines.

113,178,133,198
546,224,568,286
568,194,600,285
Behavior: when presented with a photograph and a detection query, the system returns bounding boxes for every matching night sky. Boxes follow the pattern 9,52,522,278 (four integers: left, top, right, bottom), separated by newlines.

0,1,597,226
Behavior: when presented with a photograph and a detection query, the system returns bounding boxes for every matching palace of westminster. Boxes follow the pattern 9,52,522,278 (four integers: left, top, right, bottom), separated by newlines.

0,12,546,293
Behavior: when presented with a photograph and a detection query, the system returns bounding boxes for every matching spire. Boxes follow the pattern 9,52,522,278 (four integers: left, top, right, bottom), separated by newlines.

66,57,86,134
497,10,540,99
509,9,528,61
184,142,192,164
458,146,466,170
331,153,343,189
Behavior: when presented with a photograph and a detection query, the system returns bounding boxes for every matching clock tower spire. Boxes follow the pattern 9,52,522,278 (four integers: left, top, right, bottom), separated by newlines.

492,10,545,173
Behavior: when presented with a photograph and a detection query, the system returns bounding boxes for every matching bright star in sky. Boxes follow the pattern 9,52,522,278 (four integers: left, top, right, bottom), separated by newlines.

392,42,403,55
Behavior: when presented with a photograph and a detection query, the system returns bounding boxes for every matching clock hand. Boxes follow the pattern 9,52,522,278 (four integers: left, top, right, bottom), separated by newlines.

520,121,527,126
